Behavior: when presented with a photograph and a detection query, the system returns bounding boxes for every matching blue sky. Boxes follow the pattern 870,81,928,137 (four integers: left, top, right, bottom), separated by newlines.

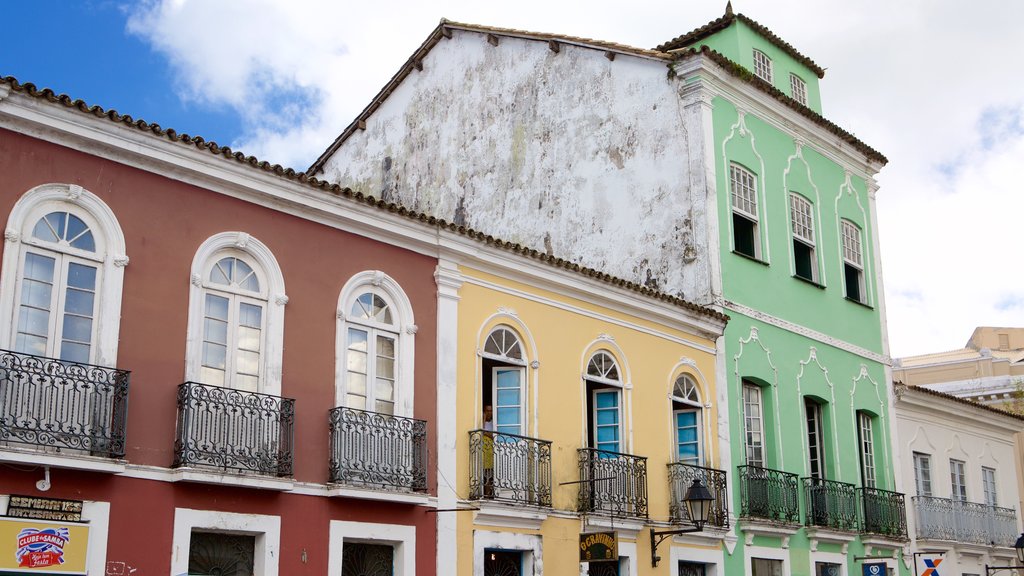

3,1,243,149
4,0,1024,356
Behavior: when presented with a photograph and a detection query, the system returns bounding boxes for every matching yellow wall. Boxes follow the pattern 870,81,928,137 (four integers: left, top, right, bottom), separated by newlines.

455,266,722,575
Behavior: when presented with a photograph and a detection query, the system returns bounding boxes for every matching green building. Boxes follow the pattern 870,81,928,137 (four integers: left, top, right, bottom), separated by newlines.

310,6,906,575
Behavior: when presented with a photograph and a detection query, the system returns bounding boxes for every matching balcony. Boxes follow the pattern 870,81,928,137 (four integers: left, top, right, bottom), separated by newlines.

469,429,552,507
738,465,800,524
859,487,908,539
668,462,729,529
0,349,129,459
173,382,294,477
803,477,858,531
329,406,426,493
577,448,648,519
914,496,1018,546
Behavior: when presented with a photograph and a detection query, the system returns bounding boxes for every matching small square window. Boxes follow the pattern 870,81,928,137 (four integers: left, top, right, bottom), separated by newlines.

753,50,773,83
790,74,807,106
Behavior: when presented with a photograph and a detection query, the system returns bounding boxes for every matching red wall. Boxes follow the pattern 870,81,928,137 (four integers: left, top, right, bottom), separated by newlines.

0,129,439,574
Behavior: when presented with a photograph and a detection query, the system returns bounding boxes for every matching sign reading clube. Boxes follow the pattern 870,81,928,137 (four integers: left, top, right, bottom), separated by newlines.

0,517,89,575
579,532,618,563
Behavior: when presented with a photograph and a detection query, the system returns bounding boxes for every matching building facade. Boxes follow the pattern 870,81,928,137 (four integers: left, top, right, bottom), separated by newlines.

0,77,442,575
311,8,906,576
893,384,1022,575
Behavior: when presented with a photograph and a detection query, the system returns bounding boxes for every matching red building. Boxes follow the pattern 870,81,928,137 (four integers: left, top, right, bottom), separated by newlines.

0,77,439,575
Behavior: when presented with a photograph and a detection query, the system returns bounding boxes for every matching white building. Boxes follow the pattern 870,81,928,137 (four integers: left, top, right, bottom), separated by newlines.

894,383,1023,575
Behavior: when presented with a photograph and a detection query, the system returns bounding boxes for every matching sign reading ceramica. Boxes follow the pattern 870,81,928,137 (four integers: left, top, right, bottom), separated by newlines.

7,495,84,522
579,531,617,563
0,517,90,574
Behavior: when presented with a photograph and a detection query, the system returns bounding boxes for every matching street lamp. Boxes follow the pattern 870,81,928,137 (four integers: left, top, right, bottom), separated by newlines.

985,533,1024,575
650,478,714,567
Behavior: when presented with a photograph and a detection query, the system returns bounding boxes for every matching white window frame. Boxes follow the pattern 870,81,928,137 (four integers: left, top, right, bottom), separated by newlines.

950,459,967,501
790,193,818,282
672,374,704,466
857,412,876,488
982,466,997,507
841,219,867,304
185,232,286,396
743,381,765,468
329,520,416,576
337,271,416,417
753,49,774,83
730,164,761,259
913,452,932,496
171,508,280,576
586,351,625,453
790,73,807,106
473,530,540,576
480,325,528,436
805,399,826,479
0,184,128,367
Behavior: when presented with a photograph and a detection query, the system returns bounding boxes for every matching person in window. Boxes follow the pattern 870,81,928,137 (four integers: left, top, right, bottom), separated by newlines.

483,404,494,497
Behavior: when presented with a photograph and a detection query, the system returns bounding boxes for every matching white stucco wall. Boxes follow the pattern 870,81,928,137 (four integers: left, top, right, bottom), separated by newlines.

323,30,714,301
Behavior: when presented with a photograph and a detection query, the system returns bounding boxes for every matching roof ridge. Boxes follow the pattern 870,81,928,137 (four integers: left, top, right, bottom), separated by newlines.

655,11,826,79
0,75,729,325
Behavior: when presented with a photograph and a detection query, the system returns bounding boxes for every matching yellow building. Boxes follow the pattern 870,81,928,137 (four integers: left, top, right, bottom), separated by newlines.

434,230,730,576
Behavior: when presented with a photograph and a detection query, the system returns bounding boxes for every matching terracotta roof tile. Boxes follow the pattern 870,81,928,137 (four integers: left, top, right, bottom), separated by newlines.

0,75,729,325
897,382,1024,423
655,12,826,79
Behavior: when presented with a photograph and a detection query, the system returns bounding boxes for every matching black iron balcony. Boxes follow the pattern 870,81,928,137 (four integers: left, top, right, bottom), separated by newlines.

577,447,648,518
858,487,908,539
803,477,858,530
469,429,552,507
329,406,427,492
738,465,800,524
0,349,129,458
173,382,294,477
914,496,1018,546
668,462,729,528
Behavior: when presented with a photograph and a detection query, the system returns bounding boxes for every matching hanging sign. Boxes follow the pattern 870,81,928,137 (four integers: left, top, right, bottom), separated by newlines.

863,562,886,576
6,495,84,522
0,517,90,574
579,531,617,563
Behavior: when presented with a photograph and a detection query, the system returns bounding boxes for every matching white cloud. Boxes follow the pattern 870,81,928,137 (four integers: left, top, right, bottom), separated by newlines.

123,0,1024,356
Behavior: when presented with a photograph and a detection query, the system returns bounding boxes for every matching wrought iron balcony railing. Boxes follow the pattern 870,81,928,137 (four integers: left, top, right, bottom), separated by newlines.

668,462,729,528
173,382,294,477
803,477,858,531
858,487,908,539
469,429,552,507
329,406,427,492
577,448,648,519
738,465,800,524
913,496,1018,546
0,349,129,458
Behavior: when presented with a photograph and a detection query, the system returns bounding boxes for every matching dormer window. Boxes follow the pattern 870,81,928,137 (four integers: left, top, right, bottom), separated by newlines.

790,74,807,106
753,50,773,83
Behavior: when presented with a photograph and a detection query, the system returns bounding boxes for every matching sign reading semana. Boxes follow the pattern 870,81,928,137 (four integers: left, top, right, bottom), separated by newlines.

579,531,618,563
0,517,90,574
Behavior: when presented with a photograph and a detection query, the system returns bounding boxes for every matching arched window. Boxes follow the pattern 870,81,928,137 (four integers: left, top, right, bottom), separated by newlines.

585,351,623,454
671,374,703,465
480,326,526,436
0,184,127,367
185,233,286,395
337,272,415,417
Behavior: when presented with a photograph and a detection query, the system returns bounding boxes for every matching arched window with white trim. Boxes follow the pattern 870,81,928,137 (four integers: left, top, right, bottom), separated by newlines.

671,374,703,465
585,351,623,454
480,326,526,437
0,184,128,367
337,271,415,417
185,233,286,395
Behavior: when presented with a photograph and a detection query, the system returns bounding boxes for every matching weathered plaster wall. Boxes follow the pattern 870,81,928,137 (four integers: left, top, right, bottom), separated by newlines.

324,30,715,301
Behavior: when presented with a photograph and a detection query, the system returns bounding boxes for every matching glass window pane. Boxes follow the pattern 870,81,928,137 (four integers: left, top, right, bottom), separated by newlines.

62,314,93,342
348,328,368,352
595,392,619,409
203,342,227,370
375,355,395,379
236,350,260,375
377,335,395,358
346,394,367,410
70,230,95,251
204,317,228,345
32,215,60,243
496,370,520,388
15,333,47,356
596,409,618,426
597,426,619,444
237,326,261,352
205,294,229,321
347,350,367,373
375,400,395,415
496,389,520,406
200,366,225,386
238,303,262,328
234,374,259,392
24,253,56,281
374,378,394,401
496,407,520,425
66,263,97,290
347,372,367,396
22,279,53,308
64,288,95,315
209,261,230,285
59,341,90,364
18,306,50,337
352,293,374,319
